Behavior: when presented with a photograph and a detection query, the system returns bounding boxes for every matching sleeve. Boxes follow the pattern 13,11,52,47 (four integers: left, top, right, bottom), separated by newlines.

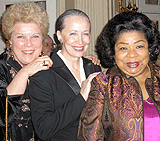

77,77,105,141
29,71,86,140
0,61,22,126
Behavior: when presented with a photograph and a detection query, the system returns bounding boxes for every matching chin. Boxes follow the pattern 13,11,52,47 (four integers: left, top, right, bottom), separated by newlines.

127,72,142,77
73,54,83,58
23,60,34,65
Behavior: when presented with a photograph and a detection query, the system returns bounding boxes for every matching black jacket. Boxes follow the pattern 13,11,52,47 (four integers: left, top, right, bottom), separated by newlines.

29,49,101,141
0,51,35,141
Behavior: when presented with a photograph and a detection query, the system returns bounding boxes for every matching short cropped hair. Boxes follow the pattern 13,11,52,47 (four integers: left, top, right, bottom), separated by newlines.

2,1,49,40
95,11,160,68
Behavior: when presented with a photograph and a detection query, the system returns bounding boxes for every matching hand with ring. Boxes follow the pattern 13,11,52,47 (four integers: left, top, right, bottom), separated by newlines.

21,55,53,77
42,60,48,66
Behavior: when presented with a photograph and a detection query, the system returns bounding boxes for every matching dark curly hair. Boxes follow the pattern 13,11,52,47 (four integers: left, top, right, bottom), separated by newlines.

95,11,160,68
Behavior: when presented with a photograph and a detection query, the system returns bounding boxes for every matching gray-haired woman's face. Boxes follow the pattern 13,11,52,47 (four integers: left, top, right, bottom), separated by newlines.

57,16,91,59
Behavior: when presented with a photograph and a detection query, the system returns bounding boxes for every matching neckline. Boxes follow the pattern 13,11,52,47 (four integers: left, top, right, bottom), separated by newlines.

144,97,154,105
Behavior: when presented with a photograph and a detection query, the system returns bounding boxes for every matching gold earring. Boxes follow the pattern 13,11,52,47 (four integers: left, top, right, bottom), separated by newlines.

39,50,44,57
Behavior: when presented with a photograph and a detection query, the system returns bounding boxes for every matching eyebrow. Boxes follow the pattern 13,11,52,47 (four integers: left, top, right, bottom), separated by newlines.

15,33,41,35
134,40,146,44
117,40,146,45
70,30,90,32
15,33,23,36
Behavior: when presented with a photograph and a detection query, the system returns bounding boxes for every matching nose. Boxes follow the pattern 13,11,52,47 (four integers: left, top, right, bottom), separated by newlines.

127,48,137,58
77,34,83,45
25,38,32,47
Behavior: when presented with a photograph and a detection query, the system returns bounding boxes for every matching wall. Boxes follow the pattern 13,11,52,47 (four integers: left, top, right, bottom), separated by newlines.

66,0,74,10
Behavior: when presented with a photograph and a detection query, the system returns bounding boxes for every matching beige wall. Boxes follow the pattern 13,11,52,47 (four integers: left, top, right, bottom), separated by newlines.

66,0,74,10
57,0,75,16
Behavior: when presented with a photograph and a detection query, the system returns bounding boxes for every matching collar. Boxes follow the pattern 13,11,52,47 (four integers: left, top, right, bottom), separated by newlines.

50,48,95,78
57,50,86,86
50,48,97,95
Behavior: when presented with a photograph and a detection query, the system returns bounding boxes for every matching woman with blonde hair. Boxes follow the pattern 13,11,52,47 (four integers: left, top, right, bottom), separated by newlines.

0,2,52,140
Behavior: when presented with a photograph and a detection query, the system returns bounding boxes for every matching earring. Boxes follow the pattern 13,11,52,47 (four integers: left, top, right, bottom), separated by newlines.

39,50,44,57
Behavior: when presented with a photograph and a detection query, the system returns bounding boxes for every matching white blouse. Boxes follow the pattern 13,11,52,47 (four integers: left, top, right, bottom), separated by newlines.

57,50,86,87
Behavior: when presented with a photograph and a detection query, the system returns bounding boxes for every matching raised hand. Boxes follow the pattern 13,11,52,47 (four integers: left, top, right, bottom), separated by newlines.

80,72,100,101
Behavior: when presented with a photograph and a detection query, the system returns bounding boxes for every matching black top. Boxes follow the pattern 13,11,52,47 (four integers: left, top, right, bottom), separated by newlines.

0,50,35,141
29,49,101,141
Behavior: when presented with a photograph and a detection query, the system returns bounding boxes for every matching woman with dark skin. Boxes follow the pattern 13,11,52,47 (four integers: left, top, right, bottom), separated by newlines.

78,11,160,141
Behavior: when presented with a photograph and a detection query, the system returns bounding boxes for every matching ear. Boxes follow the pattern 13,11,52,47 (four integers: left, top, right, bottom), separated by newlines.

56,31,63,43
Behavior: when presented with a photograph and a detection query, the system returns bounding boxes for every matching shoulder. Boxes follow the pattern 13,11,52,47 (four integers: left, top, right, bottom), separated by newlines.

0,52,6,64
82,57,101,72
93,67,126,87
0,52,9,72
82,57,92,63
30,68,52,79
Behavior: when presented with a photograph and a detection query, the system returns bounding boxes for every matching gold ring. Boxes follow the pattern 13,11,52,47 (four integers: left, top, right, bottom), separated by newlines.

42,60,48,66
42,60,45,65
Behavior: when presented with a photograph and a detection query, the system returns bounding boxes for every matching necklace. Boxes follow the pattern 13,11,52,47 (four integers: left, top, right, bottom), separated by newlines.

144,99,154,105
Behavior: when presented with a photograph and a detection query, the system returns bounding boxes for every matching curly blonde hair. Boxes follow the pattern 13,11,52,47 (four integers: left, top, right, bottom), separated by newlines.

2,1,49,40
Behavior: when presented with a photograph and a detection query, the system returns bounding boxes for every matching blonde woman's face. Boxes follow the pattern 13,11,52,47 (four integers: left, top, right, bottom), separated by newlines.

10,23,43,67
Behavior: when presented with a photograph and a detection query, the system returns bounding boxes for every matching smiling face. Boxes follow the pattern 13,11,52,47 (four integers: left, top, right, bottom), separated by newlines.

10,23,43,67
114,31,149,78
57,16,90,60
